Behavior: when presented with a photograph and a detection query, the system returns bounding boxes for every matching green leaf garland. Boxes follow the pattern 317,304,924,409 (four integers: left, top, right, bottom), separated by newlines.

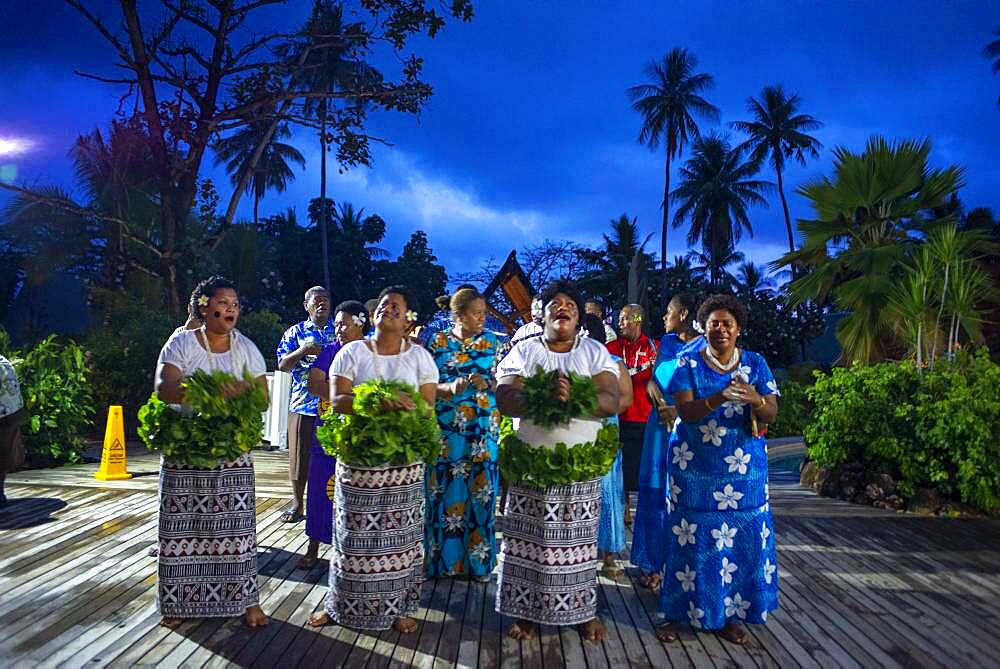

498,417,619,487
315,379,442,467
137,369,268,469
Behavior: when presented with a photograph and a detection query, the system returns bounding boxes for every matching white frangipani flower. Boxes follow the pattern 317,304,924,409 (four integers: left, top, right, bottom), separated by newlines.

711,522,738,551
672,442,694,470
720,557,738,584
672,518,698,546
700,419,727,446
675,565,697,592
724,447,751,475
724,592,751,619
763,558,776,584
713,484,744,510
761,521,771,549
687,600,705,628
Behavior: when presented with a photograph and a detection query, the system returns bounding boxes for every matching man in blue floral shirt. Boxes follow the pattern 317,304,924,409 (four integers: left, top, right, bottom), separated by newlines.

276,286,336,522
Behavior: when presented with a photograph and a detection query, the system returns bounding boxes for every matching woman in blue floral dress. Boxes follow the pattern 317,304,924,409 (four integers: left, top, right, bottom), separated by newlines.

656,294,780,646
632,293,704,590
426,288,507,579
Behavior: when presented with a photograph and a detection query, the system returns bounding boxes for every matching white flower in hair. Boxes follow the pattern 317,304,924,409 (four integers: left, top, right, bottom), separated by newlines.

530,299,543,321
692,320,705,334
405,310,418,322
197,295,210,307
352,313,366,327
580,328,591,339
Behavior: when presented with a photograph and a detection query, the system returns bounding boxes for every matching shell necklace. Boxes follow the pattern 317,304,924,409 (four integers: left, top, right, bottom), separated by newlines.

367,337,408,380
197,325,239,372
705,346,740,372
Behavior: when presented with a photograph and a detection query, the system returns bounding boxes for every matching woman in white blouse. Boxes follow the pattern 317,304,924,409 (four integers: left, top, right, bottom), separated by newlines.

153,276,269,629
308,285,439,634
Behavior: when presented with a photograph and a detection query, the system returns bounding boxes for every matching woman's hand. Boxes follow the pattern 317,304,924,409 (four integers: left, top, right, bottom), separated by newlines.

656,401,678,425
381,390,416,412
451,376,470,396
552,373,571,403
468,372,488,391
220,379,253,399
722,381,762,406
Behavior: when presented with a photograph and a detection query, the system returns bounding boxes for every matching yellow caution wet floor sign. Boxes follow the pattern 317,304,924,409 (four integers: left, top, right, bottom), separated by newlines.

95,405,132,481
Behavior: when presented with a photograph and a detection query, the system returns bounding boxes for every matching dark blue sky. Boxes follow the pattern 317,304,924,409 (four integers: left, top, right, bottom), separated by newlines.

2,0,998,283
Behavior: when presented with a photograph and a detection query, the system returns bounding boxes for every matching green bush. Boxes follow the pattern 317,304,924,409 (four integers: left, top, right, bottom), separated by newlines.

805,350,1000,512
15,336,95,466
767,380,812,438
84,301,176,437
237,308,285,371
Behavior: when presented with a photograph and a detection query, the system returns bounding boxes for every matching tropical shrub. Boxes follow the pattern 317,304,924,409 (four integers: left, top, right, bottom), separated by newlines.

237,308,285,370
15,336,95,466
767,380,812,438
84,301,176,437
805,350,1000,512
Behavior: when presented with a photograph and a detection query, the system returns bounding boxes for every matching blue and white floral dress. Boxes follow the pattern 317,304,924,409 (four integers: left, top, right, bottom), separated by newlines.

658,349,779,630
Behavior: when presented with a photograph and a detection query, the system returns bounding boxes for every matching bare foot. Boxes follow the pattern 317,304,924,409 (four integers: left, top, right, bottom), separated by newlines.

579,618,607,641
507,619,537,640
244,605,268,628
655,621,680,642
393,617,418,634
600,554,623,581
159,617,183,629
718,622,748,645
639,572,662,593
308,611,332,627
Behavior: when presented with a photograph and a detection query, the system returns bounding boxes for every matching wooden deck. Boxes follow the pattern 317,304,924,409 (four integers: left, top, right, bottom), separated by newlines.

2,450,999,668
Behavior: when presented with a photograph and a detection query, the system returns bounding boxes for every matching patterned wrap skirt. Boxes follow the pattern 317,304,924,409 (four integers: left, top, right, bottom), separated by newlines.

496,478,602,626
324,461,426,630
157,454,259,617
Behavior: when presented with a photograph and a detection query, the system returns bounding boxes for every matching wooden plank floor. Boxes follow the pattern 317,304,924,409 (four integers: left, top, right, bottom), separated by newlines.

2,456,1000,667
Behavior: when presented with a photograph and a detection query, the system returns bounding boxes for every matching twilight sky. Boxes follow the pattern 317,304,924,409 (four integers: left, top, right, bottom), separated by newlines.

1,0,998,285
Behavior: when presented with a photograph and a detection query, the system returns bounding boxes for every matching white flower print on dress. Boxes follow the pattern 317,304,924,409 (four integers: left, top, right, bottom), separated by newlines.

724,447,751,475
470,440,489,460
760,521,771,549
714,484,744,510
735,364,752,381
672,518,698,546
724,593,751,619
443,512,465,532
720,557,738,584
700,419,727,446
766,379,780,395
687,600,705,629
676,565,697,592
672,442,694,470
678,355,697,368
711,522,738,551
763,558,776,584
669,479,681,504
453,411,468,431
470,540,491,562
450,461,472,479
473,485,493,506
722,400,745,418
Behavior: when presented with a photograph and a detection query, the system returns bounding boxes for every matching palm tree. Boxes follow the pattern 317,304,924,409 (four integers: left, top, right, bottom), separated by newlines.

214,120,305,225
984,26,1000,106
731,85,823,256
671,133,772,286
734,262,776,297
685,244,746,289
579,214,654,309
310,201,388,300
628,48,719,307
775,136,964,364
282,0,381,290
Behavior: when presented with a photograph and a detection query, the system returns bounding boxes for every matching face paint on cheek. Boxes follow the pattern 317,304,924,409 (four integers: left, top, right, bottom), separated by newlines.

214,311,222,318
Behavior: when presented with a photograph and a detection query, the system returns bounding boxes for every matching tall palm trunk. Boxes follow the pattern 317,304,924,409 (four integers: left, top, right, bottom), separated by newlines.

660,149,672,311
253,194,260,226
775,165,795,256
319,110,331,291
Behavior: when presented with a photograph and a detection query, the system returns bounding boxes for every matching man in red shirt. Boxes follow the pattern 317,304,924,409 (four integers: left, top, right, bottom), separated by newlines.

606,304,658,521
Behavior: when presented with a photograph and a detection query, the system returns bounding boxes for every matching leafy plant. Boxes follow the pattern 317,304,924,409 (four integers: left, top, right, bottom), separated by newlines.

767,380,812,438
137,370,269,468
498,419,619,487
315,380,441,467
804,351,1000,512
520,369,598,428
15,336,95,466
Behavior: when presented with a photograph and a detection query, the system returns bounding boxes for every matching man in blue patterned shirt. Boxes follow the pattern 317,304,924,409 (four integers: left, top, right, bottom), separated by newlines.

276,286,336,522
